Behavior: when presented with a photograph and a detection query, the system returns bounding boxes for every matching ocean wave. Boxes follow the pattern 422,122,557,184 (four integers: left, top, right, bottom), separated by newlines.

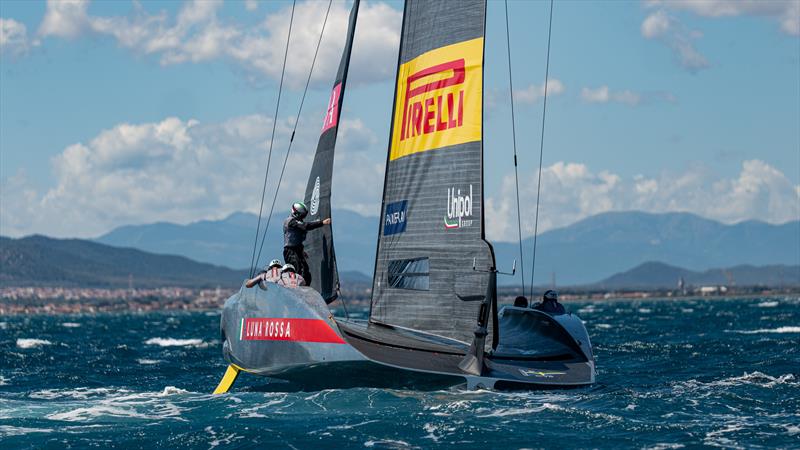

0,425,54,437
595,323,612,329
675,372,797,394
61,322,81,328
757,301,779,308
364,439,411,448
0,375,8,386
727,326,800,334
45,386,190,423
136,359,163,365
16,338,53,349
144,338,207,347
30,387,125,400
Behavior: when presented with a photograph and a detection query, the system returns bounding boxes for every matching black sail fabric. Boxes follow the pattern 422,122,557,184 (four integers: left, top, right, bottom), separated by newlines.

303,0,360,302
370,0,495,344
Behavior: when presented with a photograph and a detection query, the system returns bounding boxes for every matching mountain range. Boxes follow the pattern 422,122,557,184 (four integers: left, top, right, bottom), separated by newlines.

594,261,799,289
96,210,799,286
0,235,244,288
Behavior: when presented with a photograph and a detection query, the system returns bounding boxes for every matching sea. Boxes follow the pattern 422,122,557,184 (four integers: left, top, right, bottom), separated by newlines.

1,296,798,449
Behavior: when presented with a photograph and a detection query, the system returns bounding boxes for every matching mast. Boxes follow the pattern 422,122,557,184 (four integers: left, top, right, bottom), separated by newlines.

303,0,361,302
369,0,494,344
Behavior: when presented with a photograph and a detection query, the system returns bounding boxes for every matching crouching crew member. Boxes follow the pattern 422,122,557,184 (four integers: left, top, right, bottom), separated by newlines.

278,264,306,288
245,259,283,288
533,290,566,314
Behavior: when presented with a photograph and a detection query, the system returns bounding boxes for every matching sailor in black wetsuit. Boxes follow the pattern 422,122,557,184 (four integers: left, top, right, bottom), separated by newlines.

533,290,566,314
283,201,331,286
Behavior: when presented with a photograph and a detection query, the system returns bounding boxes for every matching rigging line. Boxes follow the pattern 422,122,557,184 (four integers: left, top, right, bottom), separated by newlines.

529,0,554,299
504,0,525,296
253,0,332,271
249,0,297,278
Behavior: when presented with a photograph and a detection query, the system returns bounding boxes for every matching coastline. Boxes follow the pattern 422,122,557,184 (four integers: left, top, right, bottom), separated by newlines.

1,284,797,315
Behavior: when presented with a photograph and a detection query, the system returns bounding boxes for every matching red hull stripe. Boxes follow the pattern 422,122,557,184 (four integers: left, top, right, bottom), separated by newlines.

241,318,345,344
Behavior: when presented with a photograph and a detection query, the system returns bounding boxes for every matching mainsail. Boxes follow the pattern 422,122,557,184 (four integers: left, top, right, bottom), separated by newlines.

370,0,495,344
304,0,361,302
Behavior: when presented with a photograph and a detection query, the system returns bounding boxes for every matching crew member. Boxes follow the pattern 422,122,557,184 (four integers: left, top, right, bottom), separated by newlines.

513,296,528,308
245,259,283,288
532,290,566,314
283,201,331,285
279,264,306,288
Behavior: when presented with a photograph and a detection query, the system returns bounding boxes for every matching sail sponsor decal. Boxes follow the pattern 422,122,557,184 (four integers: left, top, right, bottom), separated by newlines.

444,185,474,230
390,38,483,161
383,200,408,236
310,176,321,216
321,82,342,133
239,318,345,344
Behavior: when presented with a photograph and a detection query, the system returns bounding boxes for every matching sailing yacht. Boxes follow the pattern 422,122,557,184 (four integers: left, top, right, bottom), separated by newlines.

215,0,594,393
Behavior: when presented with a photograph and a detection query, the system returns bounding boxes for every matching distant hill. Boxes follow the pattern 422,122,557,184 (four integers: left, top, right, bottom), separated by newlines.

493,211,799,286
0,235,245,288
97,210,377,276
594,261,800,289
96,210,799,286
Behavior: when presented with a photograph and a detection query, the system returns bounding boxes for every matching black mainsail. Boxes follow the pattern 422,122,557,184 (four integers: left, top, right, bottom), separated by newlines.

303,0,360,302
370,0,494,344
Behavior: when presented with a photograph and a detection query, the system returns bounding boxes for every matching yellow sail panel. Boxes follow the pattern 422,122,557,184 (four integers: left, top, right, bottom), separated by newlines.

389,37,483,161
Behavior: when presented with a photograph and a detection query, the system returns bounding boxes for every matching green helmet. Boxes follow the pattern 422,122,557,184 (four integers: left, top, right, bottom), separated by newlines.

291,202,308,219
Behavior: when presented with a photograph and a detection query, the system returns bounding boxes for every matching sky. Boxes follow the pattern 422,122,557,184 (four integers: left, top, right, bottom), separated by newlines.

1,0,798,242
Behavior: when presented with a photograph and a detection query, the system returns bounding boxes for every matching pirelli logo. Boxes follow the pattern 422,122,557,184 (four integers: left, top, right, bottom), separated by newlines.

390,38,483,161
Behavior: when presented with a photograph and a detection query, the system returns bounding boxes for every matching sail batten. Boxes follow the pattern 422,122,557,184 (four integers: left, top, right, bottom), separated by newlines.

370,0,493,344
304,0,361,301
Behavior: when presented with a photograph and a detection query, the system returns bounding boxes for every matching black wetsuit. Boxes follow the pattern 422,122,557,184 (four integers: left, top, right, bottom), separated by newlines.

283,216,324,285
532,299,566,315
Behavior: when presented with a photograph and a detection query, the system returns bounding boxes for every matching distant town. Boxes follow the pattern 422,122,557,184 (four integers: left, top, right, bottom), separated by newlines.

1,283,796,315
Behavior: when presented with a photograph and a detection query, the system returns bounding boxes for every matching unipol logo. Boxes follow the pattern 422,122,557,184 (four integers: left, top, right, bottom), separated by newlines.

321,82,342,133
399,59,465,142
310,177,321,216
444,185,474,230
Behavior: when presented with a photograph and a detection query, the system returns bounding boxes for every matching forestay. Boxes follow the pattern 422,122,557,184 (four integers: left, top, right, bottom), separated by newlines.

370,0,495,344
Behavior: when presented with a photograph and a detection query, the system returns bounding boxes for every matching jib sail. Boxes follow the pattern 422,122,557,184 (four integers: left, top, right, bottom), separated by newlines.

304,0,360,302
370,0,495,344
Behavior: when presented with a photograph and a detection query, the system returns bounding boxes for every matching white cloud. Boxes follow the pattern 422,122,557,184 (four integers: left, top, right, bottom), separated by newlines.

0,113,382,238
581,85,642,106
515,79,565,104
645,0,800,36
34,0,401,88
0,18,31,56
38,0,89,39
486,160,800,241
641,9,710,72
244,0,258,12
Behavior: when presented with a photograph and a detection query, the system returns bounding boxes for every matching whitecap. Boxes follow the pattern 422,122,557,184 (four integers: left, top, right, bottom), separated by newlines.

638,308,652,314
595,324,612,329
0,376,8,386
137,359,162,365
144,337,206,347
728,326,800,334
29,387,121,400
16,338,52,349
61,322,81,328
364,439,411,448
0,425,53,437
757,301,779,308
